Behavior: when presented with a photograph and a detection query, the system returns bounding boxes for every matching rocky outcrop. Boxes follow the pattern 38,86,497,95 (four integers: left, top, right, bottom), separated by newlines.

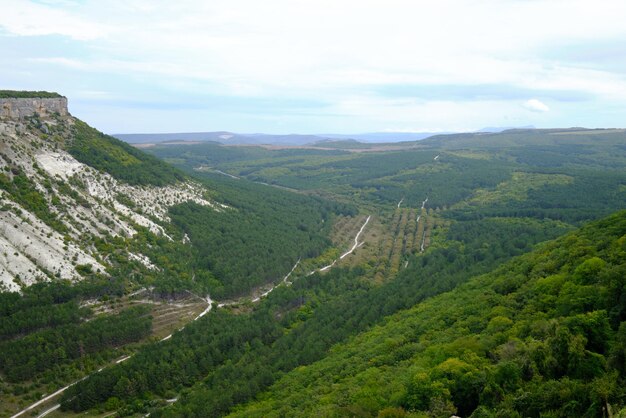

0,97,68,120
0,94,220,291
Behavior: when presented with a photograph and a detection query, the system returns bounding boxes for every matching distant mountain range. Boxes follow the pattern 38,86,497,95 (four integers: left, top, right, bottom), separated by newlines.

113,126,536,146
113,132,335,146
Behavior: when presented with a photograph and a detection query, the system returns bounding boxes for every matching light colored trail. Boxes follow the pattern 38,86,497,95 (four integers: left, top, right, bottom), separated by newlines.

17,294,214,418
128,287,148,297
252,259,301,302
419,197,428,253
36,404,59,417
434,155,439,160
316,215,371,272
319,261,336,272
213,170,240,180
339,215,371,260
397,198,404,208
193,296,213,320
282,259,300,285
11,383,73,418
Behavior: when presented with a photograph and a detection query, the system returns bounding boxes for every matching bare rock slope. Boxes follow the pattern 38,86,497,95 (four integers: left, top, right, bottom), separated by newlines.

0,95,217,291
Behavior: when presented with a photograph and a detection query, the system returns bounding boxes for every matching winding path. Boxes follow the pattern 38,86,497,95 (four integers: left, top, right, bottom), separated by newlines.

419,197,428,252
16,216,372,418
251,258,301,302
320,215,371,271
340,215,371,260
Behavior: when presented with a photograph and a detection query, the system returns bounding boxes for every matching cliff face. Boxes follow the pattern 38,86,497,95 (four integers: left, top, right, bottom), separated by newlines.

0,97,69,119
0,93,217,291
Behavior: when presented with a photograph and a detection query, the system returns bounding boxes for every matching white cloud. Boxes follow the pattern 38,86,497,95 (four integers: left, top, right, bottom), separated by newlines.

523,99,550,113
7,1,626,90
0,0,108,40
3,0,626,131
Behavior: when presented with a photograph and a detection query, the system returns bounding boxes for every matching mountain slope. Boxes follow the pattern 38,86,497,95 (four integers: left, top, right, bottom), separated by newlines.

0,92,354,417
0,93,217,291
0,92,350,297
226,210,626,417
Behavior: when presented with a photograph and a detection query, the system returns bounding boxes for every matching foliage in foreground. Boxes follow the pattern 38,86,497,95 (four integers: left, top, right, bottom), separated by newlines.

228,210,626,417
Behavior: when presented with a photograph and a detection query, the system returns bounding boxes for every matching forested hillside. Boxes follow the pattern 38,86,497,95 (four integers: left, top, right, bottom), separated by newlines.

60,215,567,416
167,176,356,298
67,120,186,186
146,128,626,218
226,210,626,417
3,109,626,418
0,94,352,417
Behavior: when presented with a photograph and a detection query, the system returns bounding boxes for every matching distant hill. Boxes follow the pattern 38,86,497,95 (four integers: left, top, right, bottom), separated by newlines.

318,131,449,142
114,131,448,146
114,131,336,146
114,127,538,146
478,124,535,132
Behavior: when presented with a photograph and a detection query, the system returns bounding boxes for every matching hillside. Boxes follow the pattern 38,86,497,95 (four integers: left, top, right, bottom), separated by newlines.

0,92,351,418
115,131,336,146
50,122,626,418
0,92,214,291
147,127,626,222
0,92,345,296
3,92,626,418
225,210,626,417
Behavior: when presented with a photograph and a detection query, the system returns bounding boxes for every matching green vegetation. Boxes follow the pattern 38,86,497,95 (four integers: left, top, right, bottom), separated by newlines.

168,175,356,298
147,128,626,213
225,211,626,418
0,305,151,381
59,215,569,416
88,173,356,300
0,90,63,99
0,280,122,340
0,279,143,385
68,120,185,186
0,169,67,233
4,123,626,417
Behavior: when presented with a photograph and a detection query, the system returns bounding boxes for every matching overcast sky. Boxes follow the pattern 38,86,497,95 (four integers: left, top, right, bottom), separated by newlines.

2,0,626,134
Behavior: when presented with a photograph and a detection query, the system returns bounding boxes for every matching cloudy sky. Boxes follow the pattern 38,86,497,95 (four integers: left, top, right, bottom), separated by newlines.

2,0,626,134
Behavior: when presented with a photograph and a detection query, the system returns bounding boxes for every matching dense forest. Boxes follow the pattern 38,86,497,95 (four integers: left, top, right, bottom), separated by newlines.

146,129,626,213
228,210,626,418
60,216,571,416
2,124,626,417
168,175,356,298
0,279,147,386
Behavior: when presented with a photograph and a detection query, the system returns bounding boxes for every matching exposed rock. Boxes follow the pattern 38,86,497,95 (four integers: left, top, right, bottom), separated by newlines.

0,97,69,120
0,94,221,291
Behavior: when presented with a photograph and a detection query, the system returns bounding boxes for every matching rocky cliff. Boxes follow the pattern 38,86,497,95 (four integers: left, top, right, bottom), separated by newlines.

0,97,69,119
0,91,219,291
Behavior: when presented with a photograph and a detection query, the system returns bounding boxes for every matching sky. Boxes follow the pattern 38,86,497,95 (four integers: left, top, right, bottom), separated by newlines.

2,0,626,134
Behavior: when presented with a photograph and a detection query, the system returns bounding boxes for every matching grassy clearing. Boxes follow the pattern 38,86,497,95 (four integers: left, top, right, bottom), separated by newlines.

463,171,574,206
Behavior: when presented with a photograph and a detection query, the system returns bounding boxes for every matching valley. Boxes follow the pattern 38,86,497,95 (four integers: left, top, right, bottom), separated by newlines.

1,92,626,418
